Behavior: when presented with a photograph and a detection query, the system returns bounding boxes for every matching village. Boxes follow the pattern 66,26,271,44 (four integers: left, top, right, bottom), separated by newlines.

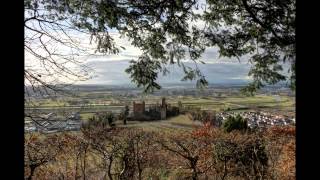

216,111,295,129
24,112,82,133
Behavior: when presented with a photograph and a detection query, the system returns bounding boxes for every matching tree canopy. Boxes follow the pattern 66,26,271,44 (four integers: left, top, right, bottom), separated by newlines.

203,0,295,94
25,0,295,94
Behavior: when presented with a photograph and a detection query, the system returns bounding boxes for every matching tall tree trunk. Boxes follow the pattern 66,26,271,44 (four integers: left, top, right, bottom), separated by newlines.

191,170,197,180
119,154,135,180
82,149,87,180
191,164,197,180
190,157,198,180
119,154,128,180
75,155,79,180
27,166,36,180
137,155,142,180
107,157,113,180
221,158,228,180
138,168,142,180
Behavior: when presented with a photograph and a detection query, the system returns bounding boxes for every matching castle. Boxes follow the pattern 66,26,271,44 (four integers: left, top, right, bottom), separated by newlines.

132,97,169,120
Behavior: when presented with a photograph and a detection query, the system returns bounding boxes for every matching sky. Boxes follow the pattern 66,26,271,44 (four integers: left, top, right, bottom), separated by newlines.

24,1,289,87
80,32,253,86
76,0,255,86
25,25,255,86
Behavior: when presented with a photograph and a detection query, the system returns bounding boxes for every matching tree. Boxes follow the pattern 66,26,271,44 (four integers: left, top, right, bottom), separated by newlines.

157,132,215,180
222,114,248,132
82,127,124,180
24,0,94,98
203,0,295,94
212,137,269,179
54,133,90,180
85,115,99,127
24,0,204,94
129,130,155,180
24,134,64,180
25,0,295,95
106,112,115,127
123,105,129,125
82,112,115,129
192,125,270,179
96,112,115,127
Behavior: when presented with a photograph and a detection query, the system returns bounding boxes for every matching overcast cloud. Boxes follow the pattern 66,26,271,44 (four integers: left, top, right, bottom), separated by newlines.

79,29,255,86
25,1,286,86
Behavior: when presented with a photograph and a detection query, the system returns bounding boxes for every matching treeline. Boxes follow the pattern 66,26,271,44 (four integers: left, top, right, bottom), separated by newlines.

25,122,295,180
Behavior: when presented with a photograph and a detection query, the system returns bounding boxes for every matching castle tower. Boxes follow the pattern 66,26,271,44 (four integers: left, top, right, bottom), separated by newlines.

142,101,145,112
133,101,136,115
160,97,167,120
161,97,166,107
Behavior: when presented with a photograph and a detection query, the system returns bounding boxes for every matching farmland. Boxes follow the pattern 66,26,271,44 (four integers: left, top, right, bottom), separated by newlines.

25,85,295,120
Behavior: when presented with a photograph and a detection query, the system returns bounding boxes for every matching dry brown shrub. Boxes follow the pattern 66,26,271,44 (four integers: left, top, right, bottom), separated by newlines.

266,125,295,138
276,139,295,180
25,124,296,180
263,126,296,179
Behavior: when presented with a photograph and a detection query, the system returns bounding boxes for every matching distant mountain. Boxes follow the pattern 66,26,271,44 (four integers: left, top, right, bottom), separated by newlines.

82,60,253,86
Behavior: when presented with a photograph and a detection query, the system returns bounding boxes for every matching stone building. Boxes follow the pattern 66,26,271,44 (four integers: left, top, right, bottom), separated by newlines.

130,98,181,121
133,101,145,116
160,98,167,120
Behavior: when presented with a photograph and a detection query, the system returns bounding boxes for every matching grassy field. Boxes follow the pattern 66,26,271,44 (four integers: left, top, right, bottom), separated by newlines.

80,113,96,121
115,115,202,133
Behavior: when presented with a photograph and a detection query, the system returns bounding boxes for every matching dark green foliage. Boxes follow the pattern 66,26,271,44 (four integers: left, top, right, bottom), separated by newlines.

119,106,129,125
204,0,295,94
222,114,248,132
104,112,115,126
166,106,180,117
25,0,295,94
85,112,115,128
125,54,162,93
124,105,129,116
118,112,125,120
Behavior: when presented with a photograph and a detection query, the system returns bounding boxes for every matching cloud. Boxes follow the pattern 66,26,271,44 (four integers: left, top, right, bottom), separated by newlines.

24,29,269,86
79,31,255,86
80,60,253,85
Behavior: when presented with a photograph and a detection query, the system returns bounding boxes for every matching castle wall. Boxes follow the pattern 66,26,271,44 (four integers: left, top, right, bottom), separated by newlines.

133,101,145,116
